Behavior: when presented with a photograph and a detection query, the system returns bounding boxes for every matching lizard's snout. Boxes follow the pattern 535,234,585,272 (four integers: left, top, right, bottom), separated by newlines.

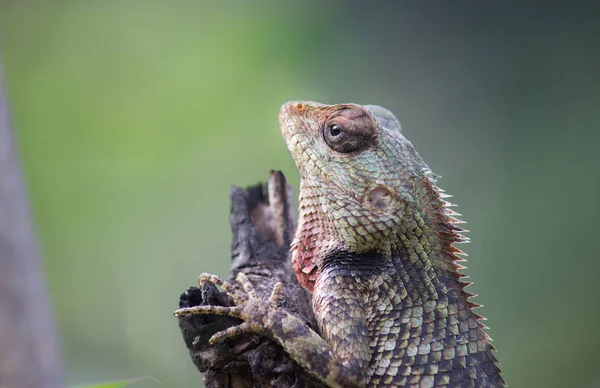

281,101,307,114
279,101,307,122
279,101,306,137
279,100,327,137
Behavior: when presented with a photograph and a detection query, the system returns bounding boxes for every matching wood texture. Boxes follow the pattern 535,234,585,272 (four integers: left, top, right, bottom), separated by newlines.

177,171,325,387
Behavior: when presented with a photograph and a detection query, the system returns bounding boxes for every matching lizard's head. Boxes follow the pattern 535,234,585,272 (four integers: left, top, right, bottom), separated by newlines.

279,101,433,287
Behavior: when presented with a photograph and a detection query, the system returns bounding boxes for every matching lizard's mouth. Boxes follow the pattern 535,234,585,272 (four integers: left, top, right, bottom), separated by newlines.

278,101,312,167
278,101,298,138
278,100,335,182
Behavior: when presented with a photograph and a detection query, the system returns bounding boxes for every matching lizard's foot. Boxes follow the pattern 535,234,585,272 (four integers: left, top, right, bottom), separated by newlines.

174,272,284,345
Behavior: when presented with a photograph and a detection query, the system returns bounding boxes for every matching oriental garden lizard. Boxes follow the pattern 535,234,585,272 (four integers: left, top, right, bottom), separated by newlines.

175,101,504,387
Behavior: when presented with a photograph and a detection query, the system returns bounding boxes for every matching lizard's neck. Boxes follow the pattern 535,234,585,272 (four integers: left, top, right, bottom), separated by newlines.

293,175,472,297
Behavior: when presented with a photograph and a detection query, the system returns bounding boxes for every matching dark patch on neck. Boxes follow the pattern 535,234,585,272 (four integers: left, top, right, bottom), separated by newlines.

321,249,386,271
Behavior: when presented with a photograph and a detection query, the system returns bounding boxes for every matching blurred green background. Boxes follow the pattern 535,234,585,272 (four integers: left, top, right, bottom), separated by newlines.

1,1,599,387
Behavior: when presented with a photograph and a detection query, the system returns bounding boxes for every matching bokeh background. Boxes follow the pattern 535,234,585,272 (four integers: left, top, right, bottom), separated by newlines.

1,2,599,387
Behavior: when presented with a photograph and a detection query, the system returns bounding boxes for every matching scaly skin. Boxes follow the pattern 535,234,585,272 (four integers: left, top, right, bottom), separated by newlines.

175,101,504,387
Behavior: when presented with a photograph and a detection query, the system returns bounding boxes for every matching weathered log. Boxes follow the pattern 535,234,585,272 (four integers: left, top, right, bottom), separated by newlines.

177,171,325,387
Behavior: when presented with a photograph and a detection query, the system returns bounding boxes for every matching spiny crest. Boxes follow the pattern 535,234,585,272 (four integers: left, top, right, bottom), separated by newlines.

429,180,492,326
431,184,501,368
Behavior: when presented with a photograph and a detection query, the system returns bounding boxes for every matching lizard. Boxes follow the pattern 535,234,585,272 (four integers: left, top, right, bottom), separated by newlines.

175,101,504,387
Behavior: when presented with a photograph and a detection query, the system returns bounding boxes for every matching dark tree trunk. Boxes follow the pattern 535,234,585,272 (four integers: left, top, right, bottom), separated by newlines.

0,66,63,386
177,171,325,387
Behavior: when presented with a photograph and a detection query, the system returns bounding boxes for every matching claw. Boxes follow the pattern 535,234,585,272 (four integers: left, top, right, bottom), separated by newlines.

209,322,257,344
177,272,284,347
199,272,247,304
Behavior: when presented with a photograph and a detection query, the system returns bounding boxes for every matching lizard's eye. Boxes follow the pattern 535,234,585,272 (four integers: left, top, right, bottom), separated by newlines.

324,122,351,152
323,108,377,154
329,124,343,137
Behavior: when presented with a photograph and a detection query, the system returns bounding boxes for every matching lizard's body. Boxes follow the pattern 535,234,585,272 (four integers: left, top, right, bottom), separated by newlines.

175,102,504,387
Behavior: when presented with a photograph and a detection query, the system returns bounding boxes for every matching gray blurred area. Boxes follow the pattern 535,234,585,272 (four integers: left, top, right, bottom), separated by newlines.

1,1,599,387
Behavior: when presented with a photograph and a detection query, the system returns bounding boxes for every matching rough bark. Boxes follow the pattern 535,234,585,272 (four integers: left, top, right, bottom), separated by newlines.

177,171,325,387
0,65,63,386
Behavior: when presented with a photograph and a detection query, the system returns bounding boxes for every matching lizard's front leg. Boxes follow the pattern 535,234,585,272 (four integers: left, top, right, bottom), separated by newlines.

174,272,368,388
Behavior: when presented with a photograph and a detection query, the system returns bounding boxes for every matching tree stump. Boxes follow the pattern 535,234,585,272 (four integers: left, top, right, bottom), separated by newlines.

177,171,325,388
